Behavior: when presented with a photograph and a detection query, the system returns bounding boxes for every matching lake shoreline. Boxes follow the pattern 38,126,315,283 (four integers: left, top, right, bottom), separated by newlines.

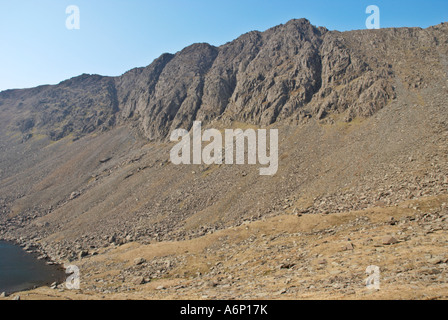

0,240,67,296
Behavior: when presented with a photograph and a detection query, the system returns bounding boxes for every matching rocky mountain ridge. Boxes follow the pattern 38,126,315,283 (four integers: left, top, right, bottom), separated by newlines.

5,18,445,142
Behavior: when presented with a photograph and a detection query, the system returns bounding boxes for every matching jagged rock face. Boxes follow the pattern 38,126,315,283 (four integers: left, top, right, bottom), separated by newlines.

1,19,447,142
214,20,325,125
117,19,331,138
314,32,395,121
0,74,118,141
115,18,397,139
140,43,219,140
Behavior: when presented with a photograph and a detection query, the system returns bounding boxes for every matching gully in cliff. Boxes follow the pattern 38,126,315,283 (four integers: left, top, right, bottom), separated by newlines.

170,121,279,176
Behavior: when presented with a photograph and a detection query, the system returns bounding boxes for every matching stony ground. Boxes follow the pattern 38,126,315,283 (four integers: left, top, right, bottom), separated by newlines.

3,193,447,300
0,21,447,301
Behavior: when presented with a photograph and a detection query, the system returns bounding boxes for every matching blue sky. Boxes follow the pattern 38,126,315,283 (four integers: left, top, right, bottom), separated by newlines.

0,0,447,92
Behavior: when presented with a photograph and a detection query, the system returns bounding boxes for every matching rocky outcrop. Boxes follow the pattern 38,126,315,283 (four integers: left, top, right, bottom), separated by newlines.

3,19,448,142
8,19,448,142
114,18,398,139
0,74,119,141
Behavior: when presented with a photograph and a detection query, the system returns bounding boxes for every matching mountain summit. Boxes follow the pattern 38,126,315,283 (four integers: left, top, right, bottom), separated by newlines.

4,18,446,142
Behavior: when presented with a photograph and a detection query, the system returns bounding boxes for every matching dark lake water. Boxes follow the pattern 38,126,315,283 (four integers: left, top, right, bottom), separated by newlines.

0,241,66,294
